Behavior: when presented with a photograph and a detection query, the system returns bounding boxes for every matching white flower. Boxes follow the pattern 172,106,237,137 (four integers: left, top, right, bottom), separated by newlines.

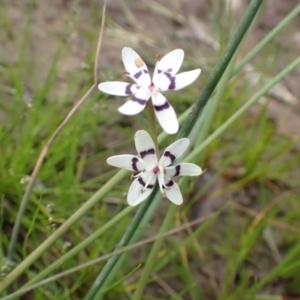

98,47,201,134
107,130,202,206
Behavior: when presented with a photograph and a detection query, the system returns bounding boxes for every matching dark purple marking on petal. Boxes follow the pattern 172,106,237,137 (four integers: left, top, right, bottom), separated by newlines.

132,96,147,105
143,70,149,74
125,84,134,95
154,101,170,112
132,157,139,171
174,165,181,176
164,151,176,163
138,177,145,186
157,69,162,74
138,177,154,189
140,148,155,159
164,72,176,90
165,180,174,188
134,71,142,79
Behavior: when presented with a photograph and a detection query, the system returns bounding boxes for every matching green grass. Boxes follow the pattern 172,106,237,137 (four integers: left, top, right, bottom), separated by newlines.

1,1,300,299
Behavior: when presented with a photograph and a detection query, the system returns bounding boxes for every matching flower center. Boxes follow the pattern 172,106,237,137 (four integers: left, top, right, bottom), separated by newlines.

152,166,159,174
148,83,155,92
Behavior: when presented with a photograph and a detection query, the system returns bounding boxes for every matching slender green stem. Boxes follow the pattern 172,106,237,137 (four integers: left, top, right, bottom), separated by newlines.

177,0,264,140
7,2,35,261
233,3,300,75
190,50,238,147
83,185,159,300
146,100,159,155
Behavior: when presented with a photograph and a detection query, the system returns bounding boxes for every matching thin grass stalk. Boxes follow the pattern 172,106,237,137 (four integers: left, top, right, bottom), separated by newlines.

194,52,238,146
233,3,300,75
7,0,107,261
177,0,263,140
19,206,134,290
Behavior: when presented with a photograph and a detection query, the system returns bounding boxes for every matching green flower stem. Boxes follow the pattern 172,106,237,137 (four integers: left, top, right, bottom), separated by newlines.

146,100,159,155
177,0,263,140
233,3,300,75
83,185,159,300
185,55,300,164
0,169,128,293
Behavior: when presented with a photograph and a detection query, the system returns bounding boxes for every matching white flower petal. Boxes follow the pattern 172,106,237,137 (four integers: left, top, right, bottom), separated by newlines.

134,130,157,165
107,155,148,172
163,175,183,205
166,163,202,177
159,138,190,167
122,47,151,87
118,88,150,115
152,93,178,135
156,72,176,92
127,172,156,206
118,100,145,115
153,49,184,86
98,82,139,96
172,69,201,91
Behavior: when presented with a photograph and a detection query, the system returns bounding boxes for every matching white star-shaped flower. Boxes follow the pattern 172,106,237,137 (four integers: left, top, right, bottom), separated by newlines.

107,130,202,206
98,47,201,134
